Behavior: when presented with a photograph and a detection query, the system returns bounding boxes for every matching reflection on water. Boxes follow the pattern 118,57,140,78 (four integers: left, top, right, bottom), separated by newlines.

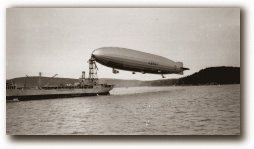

6,85,240,135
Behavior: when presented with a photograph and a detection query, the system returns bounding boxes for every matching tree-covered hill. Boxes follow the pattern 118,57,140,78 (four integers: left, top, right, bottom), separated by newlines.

178,66,240,85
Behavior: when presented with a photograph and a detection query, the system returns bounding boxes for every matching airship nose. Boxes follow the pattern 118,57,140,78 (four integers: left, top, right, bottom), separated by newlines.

92,49,99,56
92,49,103,59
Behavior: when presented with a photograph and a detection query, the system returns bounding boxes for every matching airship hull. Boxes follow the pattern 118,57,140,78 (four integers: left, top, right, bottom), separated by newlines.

92,47,188,75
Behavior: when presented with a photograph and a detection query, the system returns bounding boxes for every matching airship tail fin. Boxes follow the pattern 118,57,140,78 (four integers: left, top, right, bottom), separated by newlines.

176,62,183,68
176,62,189,75
176,62,184,75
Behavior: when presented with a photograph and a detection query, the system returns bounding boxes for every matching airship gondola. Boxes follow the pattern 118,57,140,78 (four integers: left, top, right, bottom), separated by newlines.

91,47,189,78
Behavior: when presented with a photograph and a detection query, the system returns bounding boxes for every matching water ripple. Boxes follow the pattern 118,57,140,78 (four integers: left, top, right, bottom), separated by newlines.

6,85,240,135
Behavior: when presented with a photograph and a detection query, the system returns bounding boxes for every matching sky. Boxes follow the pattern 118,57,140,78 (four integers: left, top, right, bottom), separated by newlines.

6,8,240,80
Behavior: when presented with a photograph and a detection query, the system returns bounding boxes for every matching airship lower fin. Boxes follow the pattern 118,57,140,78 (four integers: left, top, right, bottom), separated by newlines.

181,67,190,70
177,71,184,75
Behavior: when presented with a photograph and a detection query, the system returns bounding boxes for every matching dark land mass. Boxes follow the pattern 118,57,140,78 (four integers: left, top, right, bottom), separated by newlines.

177,66,240,85
7,66,240,88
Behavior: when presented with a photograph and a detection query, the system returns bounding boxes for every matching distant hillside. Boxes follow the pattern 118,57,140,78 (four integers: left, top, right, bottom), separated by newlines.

7,66,240,88
140,78,179,86
98,79,143,87
132,66,240,86
178,66,240,85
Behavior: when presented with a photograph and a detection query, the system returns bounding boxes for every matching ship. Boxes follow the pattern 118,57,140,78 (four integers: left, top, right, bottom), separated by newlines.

6,57,114,101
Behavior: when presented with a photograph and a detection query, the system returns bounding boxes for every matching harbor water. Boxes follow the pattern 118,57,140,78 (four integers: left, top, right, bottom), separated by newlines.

6,85,240,135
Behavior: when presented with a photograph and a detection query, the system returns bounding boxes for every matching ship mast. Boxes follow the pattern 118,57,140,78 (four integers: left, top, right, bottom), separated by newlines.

88,56,98,85
38,72,42,89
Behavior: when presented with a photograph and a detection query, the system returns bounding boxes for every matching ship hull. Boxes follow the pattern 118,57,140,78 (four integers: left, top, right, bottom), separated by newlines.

6,85,113,101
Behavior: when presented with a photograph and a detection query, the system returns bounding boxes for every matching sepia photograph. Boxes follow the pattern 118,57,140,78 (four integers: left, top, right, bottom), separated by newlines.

6,8,240,135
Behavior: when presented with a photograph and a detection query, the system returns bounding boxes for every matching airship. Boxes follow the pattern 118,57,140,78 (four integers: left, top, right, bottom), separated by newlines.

92,47,189,78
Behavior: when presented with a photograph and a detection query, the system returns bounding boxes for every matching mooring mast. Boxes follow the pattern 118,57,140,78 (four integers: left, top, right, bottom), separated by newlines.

88,56,98,85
